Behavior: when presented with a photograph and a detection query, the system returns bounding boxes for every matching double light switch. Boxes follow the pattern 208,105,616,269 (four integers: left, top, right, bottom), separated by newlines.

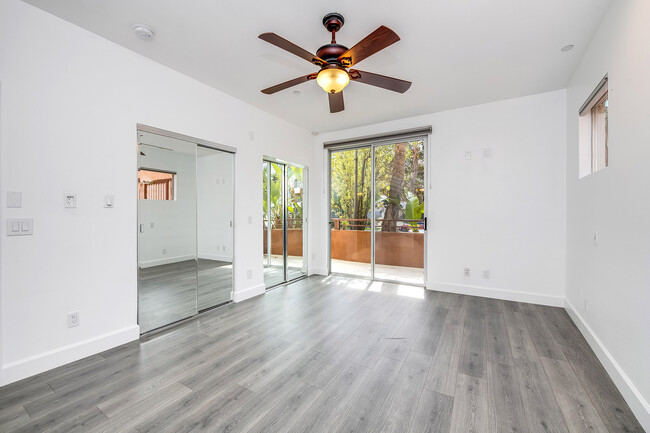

7,218,33,236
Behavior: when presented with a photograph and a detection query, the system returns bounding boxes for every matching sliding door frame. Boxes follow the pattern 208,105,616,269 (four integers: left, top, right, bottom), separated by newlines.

327,134,429,287
263,156,309,289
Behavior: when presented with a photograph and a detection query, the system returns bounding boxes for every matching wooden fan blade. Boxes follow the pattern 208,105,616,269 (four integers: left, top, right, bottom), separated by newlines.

328,92,344,113
259,32,326,67
261,74,317,94
349,69,411,93
337,26,400,67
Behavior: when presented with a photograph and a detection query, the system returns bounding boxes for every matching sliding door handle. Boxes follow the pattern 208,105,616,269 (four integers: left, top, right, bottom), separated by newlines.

423,217,427,231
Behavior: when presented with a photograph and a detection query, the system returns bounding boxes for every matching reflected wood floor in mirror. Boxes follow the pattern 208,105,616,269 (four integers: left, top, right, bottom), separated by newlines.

139,259,232,332
0,276,643,432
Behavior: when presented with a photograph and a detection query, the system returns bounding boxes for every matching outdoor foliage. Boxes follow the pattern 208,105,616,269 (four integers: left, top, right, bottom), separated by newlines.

330,141,424,232
263,162,304,229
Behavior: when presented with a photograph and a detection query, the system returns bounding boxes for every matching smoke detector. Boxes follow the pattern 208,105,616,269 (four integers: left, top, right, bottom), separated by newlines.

133,25,154,40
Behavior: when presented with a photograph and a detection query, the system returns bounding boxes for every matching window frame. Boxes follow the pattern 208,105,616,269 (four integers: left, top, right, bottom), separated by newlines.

578,75,608,178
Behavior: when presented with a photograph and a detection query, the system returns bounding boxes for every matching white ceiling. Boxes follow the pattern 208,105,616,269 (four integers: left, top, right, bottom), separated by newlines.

25,0,610,133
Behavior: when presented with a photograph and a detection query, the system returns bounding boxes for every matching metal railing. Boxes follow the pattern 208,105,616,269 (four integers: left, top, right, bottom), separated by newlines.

263,218,303,229
330,218,424,231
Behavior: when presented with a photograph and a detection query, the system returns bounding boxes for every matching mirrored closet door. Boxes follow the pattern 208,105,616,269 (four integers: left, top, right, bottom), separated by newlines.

137,126,235,334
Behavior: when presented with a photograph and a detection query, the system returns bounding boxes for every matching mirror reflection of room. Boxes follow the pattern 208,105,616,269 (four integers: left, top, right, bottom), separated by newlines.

137,130,234,334
197,146,234,310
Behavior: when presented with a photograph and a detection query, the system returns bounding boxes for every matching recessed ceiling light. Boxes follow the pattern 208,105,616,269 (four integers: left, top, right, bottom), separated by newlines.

561,44,574,52
293,90,301,95
311,131,319,136
133,25,154,40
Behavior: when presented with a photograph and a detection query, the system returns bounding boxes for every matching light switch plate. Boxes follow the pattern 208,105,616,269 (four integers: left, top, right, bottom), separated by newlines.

104,194,114,208
7,218,33,236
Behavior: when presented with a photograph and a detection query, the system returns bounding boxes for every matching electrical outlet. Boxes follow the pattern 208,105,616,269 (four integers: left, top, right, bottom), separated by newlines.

593,232,598,247
464,151,472,160
464,267,471,277
483,148,491,158
483,270,490,279
246,269,253,279
162,248,167,255
64,193,77,208
68,312,80,328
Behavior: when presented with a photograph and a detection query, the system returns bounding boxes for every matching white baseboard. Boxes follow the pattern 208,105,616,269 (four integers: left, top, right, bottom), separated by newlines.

309,267,329,276
138,255,196,268
233,283,265,303
427,281,564,307
564,300,650,430
1,325,140,386
198,253,233,262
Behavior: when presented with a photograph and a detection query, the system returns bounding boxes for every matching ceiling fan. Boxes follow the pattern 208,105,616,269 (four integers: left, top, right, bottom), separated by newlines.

259,13,412,113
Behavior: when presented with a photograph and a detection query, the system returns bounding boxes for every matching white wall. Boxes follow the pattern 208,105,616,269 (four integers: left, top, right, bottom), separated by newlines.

197,151,234,262
314,90,567,306
138,146,197,267
565,0,650,428
0,0,314,385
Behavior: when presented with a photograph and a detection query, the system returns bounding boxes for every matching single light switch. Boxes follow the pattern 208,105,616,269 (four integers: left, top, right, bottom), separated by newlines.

11,221,20,232
21,220,30,231
104,194,114,208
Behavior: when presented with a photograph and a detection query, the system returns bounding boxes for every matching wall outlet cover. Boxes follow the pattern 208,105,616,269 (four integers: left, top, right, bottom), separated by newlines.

64,193,77,208
67,312,80,328
7,191,22,208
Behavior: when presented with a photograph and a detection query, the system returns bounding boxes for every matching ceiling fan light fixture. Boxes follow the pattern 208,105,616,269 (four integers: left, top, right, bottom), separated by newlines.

316,67,349,94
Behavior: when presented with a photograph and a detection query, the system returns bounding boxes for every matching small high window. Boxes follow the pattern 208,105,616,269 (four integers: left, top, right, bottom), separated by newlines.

578,76,608,178
138,169,175,200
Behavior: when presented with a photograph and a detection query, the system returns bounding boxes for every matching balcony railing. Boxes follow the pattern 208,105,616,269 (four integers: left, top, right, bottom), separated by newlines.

331,218,424,232
263,218,304,229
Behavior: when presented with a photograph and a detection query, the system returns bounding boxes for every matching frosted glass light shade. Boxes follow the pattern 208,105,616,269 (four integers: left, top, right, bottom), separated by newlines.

316,68,350,93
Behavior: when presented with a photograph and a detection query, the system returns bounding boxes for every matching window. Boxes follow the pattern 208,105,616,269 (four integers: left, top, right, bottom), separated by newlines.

578,75,608,178
138,169,175,200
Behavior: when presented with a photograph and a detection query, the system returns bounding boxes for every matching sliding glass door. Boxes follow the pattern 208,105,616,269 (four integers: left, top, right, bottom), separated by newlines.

263,159,308,288
329,147,372,277
329,138,426,285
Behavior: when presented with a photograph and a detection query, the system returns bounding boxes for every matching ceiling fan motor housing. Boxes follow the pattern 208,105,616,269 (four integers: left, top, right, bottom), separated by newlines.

316,44,348,64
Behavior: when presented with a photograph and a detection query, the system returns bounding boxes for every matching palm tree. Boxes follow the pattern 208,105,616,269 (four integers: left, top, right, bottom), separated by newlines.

381,142,407,232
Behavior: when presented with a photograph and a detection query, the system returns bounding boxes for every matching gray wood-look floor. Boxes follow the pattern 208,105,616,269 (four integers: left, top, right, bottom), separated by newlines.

0,276,643,432
138,259,233,332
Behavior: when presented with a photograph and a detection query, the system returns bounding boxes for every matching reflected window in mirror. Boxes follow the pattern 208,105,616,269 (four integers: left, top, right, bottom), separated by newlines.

138,169,176,200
